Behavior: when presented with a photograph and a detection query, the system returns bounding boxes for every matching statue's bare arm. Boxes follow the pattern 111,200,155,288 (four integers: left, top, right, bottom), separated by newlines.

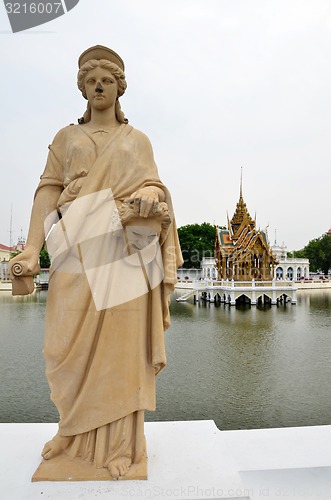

9,185,63,276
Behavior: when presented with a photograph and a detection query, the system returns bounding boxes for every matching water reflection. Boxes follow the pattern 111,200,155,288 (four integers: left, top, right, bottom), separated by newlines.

0,290,58,423
0,289,330,430
152,289,331,430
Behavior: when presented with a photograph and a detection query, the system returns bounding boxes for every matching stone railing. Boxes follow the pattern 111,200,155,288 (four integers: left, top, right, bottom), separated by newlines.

193,279,295,289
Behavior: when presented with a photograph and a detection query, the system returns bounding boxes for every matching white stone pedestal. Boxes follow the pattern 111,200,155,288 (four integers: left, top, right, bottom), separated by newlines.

1,420,331,500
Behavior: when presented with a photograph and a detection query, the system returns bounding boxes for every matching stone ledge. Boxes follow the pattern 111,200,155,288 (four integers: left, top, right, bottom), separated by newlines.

1,420,331,500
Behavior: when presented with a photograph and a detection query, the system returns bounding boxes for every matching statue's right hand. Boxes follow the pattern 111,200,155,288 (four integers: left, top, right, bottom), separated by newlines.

8,247,40,280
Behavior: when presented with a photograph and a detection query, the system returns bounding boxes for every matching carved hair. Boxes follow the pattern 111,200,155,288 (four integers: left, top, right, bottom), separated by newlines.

77,59,128,124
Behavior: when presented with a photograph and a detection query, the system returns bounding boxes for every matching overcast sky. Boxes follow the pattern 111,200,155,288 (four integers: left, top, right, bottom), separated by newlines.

1,0,330,251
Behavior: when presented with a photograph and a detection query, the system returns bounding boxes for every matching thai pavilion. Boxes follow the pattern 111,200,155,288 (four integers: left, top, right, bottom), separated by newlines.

215,182,278,281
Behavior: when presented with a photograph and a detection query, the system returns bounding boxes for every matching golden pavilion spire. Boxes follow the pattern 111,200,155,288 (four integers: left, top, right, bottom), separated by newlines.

230,168,255,238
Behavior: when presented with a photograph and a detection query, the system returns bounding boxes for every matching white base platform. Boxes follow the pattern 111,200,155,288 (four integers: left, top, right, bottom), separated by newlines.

1,420,331,500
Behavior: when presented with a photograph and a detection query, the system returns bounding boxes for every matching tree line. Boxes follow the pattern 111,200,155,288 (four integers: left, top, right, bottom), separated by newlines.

177,222,219,269
177,222,331,274
293,233,331,275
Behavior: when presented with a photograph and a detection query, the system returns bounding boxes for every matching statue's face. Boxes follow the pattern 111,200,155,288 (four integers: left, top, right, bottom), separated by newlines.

84,66,118,111
124,225,159,254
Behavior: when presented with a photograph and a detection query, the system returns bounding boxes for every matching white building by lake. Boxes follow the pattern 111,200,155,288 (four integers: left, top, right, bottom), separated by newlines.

271,241,310,280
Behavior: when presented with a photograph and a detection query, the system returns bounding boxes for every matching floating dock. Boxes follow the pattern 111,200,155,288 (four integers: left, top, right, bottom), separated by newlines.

176,279,297,306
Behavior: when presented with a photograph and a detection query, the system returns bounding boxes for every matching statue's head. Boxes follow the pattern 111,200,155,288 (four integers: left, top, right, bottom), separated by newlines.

77,45,128,124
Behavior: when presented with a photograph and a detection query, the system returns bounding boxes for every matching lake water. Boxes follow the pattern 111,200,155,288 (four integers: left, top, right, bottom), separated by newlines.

0,288,330,430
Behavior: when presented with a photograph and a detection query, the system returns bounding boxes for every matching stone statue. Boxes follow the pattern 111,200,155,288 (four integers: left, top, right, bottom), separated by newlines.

9,45,182,481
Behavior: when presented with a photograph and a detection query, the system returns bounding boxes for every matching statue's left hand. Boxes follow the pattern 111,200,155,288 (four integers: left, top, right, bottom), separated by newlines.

128,187,160,218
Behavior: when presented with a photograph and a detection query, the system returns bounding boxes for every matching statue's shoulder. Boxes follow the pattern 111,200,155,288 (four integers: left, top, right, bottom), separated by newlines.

49,124,80,148
126,126,152,146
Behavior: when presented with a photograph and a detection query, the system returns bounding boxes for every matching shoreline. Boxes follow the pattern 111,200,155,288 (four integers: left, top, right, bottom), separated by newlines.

1,281,331,293
175,280,331,290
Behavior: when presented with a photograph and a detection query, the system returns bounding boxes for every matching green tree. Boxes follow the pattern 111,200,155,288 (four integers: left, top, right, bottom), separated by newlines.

292,249,306,258
302,233,331,274
39,246,51,268
177,222,221,268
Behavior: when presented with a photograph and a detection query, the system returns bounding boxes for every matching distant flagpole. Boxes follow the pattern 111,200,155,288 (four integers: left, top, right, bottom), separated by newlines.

9,203,13,250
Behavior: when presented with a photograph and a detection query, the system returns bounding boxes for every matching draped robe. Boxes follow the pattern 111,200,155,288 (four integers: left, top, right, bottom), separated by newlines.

37,123,182,466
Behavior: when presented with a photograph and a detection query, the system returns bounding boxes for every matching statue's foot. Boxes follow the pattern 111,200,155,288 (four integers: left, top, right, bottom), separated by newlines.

107,456,132,479
41,434,72,460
